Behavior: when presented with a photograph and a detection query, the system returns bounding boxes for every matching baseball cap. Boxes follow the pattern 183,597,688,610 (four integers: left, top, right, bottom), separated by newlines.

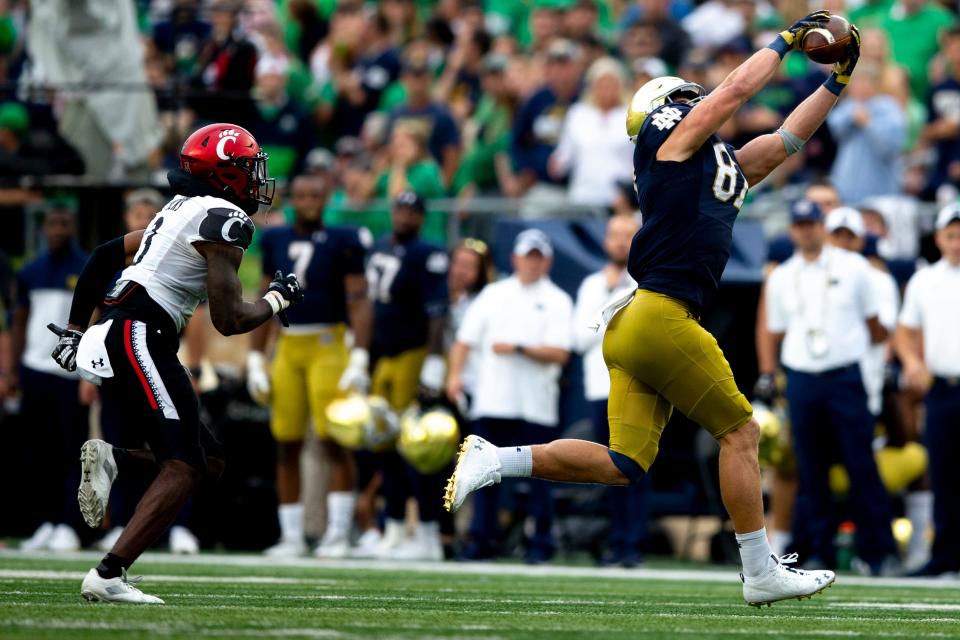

546,38,581,62
305,148,335,172
789,199,824,224
825,206,865,237
935,202,960,230
125,188,165,210
393,191,425,213
513,229,554,257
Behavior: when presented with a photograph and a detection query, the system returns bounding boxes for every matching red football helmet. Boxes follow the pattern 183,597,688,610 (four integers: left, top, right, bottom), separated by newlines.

179,123,275,207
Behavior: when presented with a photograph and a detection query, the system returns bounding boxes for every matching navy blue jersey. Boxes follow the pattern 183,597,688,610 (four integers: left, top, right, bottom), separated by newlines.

260,225,367,326
368,236,449,357
628,102,749,316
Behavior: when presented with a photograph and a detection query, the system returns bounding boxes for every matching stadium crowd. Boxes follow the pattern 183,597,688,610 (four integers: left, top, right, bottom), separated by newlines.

0,0,958,577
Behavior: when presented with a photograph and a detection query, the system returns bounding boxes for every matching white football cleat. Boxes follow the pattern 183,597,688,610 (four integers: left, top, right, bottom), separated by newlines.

349,528,383,559
444,435,501,513
96,526,124,552
742,553,836,607
373,519,407,559
81,568,164,604
314,530,350,559
390,522,443,562
169,526,199,554
78,439,118,529
48,524,81,552
263,538,308,558
21,522,55,551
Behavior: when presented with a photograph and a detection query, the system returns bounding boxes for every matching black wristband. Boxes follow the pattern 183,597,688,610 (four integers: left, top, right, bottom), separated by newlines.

514,344,524,355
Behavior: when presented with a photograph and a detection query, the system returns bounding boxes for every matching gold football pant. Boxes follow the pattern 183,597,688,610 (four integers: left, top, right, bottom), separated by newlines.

371,347,428,411
269,326,348,442
602,289,753,471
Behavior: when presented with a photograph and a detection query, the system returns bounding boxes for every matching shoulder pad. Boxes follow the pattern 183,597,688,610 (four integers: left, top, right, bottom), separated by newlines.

198,207,255,251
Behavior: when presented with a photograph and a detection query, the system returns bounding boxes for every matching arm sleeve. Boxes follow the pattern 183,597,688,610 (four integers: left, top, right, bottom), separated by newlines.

898,272,924,328
68,236,126,326
541,293,574,350
421,249,450,318
765,270,788,332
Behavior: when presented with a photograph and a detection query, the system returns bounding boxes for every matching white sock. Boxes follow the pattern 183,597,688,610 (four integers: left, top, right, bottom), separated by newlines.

278,503,304,542
496,446,532,478
905,491,933,557
736,527,776,578
768,529,792,557
326,491,356,540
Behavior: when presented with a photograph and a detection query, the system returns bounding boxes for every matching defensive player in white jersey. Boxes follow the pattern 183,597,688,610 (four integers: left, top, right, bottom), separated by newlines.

47,124,304,604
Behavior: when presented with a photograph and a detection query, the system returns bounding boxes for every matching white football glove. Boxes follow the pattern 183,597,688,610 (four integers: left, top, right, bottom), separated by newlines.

246,350,271,406
338,347,370,393
419,353,447,395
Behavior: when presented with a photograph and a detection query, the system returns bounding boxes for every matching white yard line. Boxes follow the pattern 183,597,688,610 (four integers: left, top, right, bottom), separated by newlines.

0,549,957,589
831,602,960,612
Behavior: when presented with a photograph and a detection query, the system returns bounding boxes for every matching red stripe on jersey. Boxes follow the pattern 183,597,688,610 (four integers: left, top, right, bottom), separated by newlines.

123,319,158,411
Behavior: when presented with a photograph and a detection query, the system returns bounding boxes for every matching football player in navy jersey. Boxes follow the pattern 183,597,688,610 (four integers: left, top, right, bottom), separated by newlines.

363,191,450,559
249,174,373,558
446,13,861,604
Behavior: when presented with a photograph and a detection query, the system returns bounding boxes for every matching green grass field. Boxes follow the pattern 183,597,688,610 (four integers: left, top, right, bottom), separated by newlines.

1,551,958,639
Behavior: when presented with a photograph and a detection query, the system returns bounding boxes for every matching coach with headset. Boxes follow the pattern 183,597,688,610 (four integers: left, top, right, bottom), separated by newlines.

763,199,898,575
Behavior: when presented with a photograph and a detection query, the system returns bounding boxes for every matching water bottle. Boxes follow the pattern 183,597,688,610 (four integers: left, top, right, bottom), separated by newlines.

835,520,856,571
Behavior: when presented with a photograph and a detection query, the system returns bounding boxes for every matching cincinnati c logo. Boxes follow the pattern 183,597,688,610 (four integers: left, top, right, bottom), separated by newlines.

216,128,240,160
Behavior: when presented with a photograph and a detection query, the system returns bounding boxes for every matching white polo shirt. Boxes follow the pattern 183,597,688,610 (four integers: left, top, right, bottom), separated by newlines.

457,275,574,426
573,268,636,401
766,246,879,373
899,259,960,377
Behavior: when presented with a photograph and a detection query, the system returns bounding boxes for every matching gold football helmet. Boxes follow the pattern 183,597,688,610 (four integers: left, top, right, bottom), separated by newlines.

754,402,791,471
325,394,399,451
398,406,460,474
626,76,706,141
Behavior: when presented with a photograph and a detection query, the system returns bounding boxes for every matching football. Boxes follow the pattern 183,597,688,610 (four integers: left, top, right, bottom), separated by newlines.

801,14,853,64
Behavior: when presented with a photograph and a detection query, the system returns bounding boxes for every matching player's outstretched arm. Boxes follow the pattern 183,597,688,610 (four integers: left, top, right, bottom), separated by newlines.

198,242,302,336
659,11,831,163
66,229,145,331
736,24,861,185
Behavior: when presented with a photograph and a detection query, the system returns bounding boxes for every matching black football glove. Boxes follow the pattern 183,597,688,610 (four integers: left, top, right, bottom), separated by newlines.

264,270,304,328
832,23,861,87
752,373,779,406
774,10,831,51
47,323,83,372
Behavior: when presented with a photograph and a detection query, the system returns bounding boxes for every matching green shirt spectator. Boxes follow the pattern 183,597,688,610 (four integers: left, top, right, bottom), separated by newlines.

878,0,955,98
374,160,447,244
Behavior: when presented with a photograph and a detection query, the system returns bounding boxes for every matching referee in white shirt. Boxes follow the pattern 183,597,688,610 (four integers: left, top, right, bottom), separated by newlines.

895,203,960,577
765,200,897,574
573,214,647,566
447,229,574,563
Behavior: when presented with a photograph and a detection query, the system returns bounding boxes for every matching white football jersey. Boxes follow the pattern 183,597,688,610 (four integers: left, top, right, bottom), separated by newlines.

118,194,255,331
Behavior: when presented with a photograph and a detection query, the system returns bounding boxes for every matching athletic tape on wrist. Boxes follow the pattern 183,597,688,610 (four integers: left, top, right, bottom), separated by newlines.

262,291,287,315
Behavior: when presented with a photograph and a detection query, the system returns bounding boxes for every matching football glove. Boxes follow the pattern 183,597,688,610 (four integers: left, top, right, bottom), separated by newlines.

47,323,83,372
246,350,271,406
752,373,779,405
827,23,861,92
338,347,370,393
768,10,831,57
263,270,304,327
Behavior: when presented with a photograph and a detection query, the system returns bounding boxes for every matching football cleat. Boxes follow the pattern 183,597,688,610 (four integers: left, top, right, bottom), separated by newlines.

169,526,199,555
263,538,308,558
314,531,350,559
20,522,55,551
443,435,502,513
742,553,835,607
390,522,444,562
349,528,383,559
78,439,117,529
47,524,81,552
81,568,164,604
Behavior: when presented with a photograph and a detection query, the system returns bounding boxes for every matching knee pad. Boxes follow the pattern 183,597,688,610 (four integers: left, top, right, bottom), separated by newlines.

608,449,647,484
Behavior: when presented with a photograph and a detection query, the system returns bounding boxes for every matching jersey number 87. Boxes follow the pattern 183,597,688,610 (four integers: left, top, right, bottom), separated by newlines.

711,142,748,210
